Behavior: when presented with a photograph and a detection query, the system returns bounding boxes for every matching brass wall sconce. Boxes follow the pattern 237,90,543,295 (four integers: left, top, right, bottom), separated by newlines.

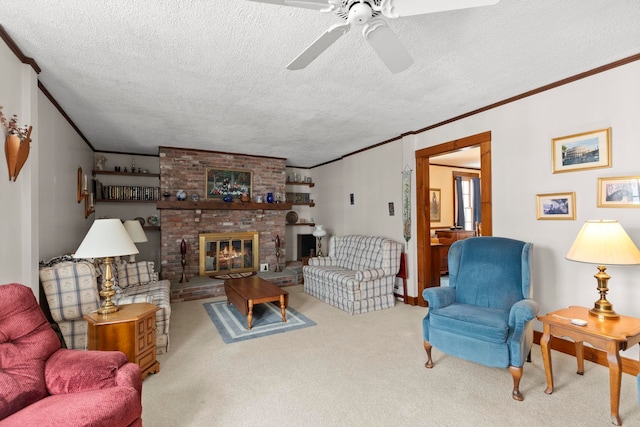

77,167,95,218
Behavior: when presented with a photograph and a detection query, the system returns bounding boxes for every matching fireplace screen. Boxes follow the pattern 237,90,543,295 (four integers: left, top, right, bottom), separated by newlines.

199,232,259,276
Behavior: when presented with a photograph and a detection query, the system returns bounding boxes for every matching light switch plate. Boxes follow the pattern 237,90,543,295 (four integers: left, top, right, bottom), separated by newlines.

260,263,269,272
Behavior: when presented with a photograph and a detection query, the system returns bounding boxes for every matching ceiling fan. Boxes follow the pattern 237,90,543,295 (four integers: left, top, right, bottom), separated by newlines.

246,0,500,73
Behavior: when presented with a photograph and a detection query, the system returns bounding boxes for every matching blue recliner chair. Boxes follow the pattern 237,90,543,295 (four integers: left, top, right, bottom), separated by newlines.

422,236,538,401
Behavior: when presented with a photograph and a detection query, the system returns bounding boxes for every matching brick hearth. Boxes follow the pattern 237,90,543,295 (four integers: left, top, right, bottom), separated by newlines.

170,269,299,302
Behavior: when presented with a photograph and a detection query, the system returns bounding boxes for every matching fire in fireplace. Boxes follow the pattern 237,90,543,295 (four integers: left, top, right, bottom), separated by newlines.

199,232,259,276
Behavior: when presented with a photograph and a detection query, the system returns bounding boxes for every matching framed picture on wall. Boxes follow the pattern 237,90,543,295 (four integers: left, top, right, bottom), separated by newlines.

429,188,441,222
552,128,611,173
536,192,576,220
205,168,252,200
597,176,640,208
551,128,611,173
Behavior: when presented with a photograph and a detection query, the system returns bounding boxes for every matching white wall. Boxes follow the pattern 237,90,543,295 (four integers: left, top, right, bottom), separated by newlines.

1,37,93,297
38,91,94,261
0,40,39,292
312,140,406,252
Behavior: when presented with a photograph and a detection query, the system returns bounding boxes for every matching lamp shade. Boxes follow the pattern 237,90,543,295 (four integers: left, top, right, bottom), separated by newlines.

74,218,139,259
566,220,640,265
312,225,326,238
123,220,148,243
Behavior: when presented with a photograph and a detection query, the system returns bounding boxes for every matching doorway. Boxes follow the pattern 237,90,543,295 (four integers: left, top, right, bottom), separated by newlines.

414,131,493,306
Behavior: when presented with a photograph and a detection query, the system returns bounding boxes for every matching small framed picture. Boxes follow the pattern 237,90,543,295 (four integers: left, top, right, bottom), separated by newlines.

536,192,576,220
388,202,395,216
429,188,441,222
597,176,640,208
552,128,611,173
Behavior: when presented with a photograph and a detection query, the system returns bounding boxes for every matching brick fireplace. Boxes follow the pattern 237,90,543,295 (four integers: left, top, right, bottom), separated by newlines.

158,147,287,282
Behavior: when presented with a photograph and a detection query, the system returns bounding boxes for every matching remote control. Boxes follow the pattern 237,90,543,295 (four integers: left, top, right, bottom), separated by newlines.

571,318,587,326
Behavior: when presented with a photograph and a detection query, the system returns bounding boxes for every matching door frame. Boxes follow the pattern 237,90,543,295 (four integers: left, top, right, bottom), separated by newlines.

414,131,493,306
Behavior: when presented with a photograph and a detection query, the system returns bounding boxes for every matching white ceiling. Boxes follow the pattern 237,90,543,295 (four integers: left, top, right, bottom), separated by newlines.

1,1,639,167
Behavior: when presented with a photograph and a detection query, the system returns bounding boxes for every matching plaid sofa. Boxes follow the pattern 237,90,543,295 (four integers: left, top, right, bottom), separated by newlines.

303,235,403,314
39,257,171,354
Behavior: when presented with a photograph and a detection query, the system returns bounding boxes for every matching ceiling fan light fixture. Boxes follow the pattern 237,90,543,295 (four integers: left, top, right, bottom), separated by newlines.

348,2,373,25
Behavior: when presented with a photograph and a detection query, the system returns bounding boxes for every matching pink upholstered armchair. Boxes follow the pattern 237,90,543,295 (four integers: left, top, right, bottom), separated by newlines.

0,283,143,426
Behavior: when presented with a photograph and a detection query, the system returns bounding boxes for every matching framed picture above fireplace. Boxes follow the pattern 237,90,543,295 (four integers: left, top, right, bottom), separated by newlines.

205,168,252,200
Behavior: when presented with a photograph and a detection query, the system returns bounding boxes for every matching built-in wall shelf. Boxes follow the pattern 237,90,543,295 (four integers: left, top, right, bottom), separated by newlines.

286,223,315,227
92,170,160,178
96,199,157,203
286,181,314,187
157,201,293,210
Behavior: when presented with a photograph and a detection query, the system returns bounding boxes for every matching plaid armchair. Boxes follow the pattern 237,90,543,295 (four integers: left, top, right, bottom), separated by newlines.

303,235,403,314
39,257,171,354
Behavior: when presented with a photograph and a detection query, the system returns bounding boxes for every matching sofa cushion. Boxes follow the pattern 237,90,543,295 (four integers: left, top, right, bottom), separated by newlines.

116,261,156,290
39,261,100,322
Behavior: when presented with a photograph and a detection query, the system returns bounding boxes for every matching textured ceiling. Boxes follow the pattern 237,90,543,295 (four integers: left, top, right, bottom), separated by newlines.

1,1,639,167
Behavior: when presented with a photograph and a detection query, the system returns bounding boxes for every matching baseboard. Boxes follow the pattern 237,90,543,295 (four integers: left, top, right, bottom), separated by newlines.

532,330,639,376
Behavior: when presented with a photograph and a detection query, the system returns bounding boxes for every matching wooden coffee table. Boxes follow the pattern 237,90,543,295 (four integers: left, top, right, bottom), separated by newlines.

224,275,288,330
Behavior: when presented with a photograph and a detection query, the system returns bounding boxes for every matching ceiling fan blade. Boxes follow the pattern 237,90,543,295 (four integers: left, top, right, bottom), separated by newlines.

380,0,500,18
244,0,331,11
363,20,413,74
287,23,350,70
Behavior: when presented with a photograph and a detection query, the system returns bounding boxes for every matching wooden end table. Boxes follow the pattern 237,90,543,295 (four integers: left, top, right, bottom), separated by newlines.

224,275,288,330
84,302,160,380
538,306,640,426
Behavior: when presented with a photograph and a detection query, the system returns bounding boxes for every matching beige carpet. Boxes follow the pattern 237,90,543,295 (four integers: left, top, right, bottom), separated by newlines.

142,286,640,426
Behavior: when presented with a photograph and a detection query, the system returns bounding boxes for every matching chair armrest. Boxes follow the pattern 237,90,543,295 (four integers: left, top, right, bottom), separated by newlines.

508,299,539,328
45,349,132,394
308,257,337,266
422,287,456,310
355,268,387,281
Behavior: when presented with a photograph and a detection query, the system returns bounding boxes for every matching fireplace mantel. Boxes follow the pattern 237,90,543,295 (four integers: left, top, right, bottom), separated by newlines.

157,201,292,210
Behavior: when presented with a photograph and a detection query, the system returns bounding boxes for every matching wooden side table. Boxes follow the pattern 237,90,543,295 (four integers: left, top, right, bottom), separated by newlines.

538,306,640,426
84,302,160,380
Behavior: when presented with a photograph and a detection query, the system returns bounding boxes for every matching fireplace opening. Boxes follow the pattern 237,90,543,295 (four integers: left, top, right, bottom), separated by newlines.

199,232,259,276
297,234,316,260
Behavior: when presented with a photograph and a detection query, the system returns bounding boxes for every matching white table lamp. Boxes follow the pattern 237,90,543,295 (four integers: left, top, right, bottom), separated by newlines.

566,220,640,318
74,219,139,314
123,220,148,263
312,225,327,256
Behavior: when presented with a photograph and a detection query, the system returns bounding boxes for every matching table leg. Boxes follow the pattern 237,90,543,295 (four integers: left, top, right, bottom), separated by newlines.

280,295,287,323
606,341,622,426
575,341,585,375
540,324,554,394
247,300,253,330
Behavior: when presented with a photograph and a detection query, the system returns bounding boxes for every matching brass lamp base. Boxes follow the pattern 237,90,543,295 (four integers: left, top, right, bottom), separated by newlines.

588,265,619,319
97,256,119,315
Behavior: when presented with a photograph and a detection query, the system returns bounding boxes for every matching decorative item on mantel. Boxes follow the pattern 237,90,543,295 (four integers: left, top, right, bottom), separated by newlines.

179,239,189,283
266,192,274,203
1,106,32,182
275,235,282,272
312,225,327,256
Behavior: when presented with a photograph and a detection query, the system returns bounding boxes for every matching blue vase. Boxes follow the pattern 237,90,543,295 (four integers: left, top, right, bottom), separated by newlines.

222,195,233,203
266,192,274,203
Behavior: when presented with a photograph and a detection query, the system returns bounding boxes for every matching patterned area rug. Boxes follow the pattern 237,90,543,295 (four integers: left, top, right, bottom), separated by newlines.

204,300,315,343
210,271,256,280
